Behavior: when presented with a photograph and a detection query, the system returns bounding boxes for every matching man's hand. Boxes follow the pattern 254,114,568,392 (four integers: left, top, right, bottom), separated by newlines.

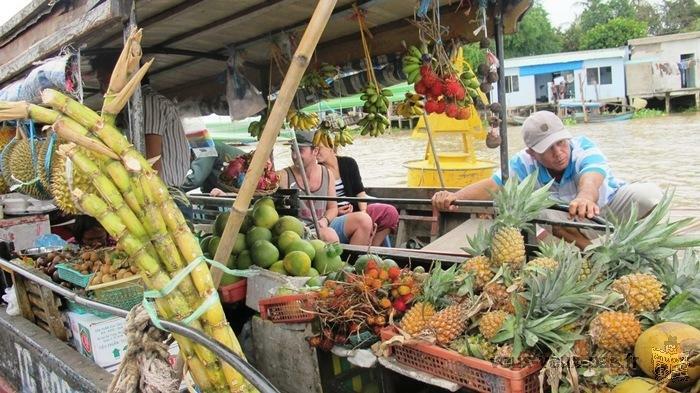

432,191,458,211
569,197,600,220
338,204,353,215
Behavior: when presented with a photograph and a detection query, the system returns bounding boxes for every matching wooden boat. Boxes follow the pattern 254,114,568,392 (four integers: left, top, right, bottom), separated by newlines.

508,111,633,125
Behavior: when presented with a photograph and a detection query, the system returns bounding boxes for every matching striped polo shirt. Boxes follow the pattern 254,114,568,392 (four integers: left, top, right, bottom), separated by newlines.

142,85,190,187
492,136,623,207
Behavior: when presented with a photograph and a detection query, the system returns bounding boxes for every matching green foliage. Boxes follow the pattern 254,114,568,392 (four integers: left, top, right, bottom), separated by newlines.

658,0,700,34
578,0,636,32
503,4,562,58
632,108,665,119
579,17,648,49
462,43,486,71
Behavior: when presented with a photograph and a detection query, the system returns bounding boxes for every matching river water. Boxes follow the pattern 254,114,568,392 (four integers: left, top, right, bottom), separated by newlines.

273,113,700,210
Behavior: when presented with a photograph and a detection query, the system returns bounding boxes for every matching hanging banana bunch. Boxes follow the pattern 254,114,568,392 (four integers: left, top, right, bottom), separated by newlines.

313,116,353,148
394,92,425,118
402,45,429,84
247,113,267,140
358,83,392,137
286,109,319,131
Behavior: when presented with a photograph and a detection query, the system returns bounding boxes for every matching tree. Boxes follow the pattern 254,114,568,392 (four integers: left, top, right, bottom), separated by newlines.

462,43,486,71
578,0,636,32
503,4,562,58
658,0,700,34
580,17,648,49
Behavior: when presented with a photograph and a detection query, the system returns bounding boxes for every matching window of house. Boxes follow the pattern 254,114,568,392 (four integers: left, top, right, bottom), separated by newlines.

505,75,519,93
587,66,612,85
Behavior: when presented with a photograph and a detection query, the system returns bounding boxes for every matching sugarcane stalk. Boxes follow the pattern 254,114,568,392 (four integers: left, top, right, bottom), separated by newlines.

102,27,144,126
74,188,229,391
102,59,154,116
42,86,256,393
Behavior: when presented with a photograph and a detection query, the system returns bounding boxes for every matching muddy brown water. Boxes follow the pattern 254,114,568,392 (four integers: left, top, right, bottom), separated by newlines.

273,113,700,210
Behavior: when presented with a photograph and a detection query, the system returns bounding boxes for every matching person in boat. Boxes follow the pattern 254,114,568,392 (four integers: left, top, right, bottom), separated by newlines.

316,145,399,247
277,131,374,245
432,110,662,249
183,141,246,195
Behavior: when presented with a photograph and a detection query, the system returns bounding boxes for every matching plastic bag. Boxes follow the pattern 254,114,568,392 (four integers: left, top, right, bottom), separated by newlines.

3,286,20,316
226,53,266,121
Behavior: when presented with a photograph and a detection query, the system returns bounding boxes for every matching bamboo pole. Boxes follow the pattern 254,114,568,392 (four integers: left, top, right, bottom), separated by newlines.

422,112,445,188
211,0,338,288
290,137,322,239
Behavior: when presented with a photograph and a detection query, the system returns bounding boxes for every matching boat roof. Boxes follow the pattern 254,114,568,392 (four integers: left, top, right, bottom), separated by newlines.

0,0,532,103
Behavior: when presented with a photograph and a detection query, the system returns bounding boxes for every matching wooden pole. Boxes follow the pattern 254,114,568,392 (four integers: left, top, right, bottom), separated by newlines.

422,112,445,189
578,74,589,123
211,0,338,288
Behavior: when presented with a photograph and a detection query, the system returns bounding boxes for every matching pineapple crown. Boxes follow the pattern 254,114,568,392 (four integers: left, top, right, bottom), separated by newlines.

535,238,579,261
586,191,700,275
490,252,621,358
419,262,459,308
491,172,555,235
462,224,491,257
639,292,700,329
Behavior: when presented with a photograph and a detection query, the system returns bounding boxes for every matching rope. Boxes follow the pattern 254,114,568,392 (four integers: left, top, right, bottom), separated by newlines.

352,5,379,92
141,255,257,330
108,304,181,393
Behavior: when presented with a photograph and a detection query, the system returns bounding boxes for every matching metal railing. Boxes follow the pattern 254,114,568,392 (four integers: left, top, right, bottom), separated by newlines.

0,258,281,393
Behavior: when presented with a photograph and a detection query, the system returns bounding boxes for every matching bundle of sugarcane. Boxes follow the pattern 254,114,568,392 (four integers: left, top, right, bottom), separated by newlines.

0,29,256,393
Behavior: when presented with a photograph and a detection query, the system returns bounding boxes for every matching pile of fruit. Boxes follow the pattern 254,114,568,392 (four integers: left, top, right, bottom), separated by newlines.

308,255,425,350
218,151,279,193
200,197,346,286
299,63,339,98
383,173,700,392
21,248,78,283
402,44,489,120
77,248,138,285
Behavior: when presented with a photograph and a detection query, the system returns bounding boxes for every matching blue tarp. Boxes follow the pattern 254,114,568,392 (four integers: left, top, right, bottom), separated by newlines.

519,61,583,76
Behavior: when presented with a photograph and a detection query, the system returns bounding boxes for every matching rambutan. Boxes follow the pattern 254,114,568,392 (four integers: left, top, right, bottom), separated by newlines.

425,100,440,114
445,103,460,118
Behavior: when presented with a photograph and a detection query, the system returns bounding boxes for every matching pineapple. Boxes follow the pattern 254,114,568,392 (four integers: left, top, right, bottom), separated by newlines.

479,310,509,340
427,304,467,345
590,311,642,353
612,273,665,313
400,302,436,335
484,282,518,313
490,173,554,268
449,335,497,360
462,255,494,290
527,256,558,271
462,225,494,290
585,192,700,276
493,344,538,368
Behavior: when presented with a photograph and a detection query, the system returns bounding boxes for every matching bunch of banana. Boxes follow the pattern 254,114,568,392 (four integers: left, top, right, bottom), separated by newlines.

358,113,390,137
312,129,335,148
319,63,339,79
287,110,319,131
459,61,482,106
360,83,392,116
403,45,428,84
394,92,425,118
247,117,266,140
333,128,354,147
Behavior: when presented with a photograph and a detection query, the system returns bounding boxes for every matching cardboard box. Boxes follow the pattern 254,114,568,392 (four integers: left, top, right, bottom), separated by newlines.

0,214,50,251
66,311,127,368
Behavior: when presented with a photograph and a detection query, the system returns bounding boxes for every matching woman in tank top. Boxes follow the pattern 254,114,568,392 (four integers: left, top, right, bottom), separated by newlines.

277,132,373,245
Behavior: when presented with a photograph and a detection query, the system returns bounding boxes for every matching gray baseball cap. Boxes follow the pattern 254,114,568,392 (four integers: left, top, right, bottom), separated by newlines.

294,131,316,146
521,111,572,154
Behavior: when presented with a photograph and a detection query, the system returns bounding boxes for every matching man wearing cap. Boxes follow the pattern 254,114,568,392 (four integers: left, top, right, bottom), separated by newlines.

432,111,662,248
277,131,374,245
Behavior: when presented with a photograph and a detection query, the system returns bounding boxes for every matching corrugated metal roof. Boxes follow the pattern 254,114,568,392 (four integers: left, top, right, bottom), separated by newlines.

504,47,627,69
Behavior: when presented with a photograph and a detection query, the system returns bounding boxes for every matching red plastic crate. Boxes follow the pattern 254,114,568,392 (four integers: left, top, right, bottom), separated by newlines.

258,293,317,323
219,279,247,303
380,327,541,393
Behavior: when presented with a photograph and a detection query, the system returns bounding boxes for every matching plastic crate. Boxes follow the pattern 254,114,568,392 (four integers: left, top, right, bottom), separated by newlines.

258,293,317,323
91,280,144,311
65,298,111,318
56,263,93,287
219,279,247,303
380,327,541,393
